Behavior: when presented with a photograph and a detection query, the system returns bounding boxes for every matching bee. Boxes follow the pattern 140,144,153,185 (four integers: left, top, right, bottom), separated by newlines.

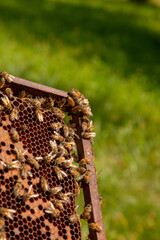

72,106,82,115
69,213,80,223
69,169,79,179
54,157,65,166
82,115,90,122
74,181,80,197
62,158,77,169
57,98,66,108
42,152,56,163
0,76,5,89
67,96,75,107
21,125,27,131
53,166,67,180
52,107,65,119
63,125,69,138
18,90,32,99
79,158,90,167
88,223,102,232
5,88,13,99
26,157,40,169
0,207,16,220
81,132,96,139
69,88,81,99
81,171,91,184
0,228,6,240
1,71,13,83
0,218,5,228
57,144,68,157
52,199,63,210
56,192,72,204
45,201,60,217
1,95,12,111
10,128,19,142
35,109,43,122
81,204,92,220
81,121,88,132
52,131,64,142
50,122,62,131
49,140,58,153
87,120,94,131
10,108,19,121
50,186,62,197
23,185,39,202
21,163,32,179
40,177,50,192
14,148,26,161
46,96,55,109
30,98,41,109
63,141,76,151
82,105,93,117
77,167,86,175
67,120,76,129
13,181,23,198
0,160,20,170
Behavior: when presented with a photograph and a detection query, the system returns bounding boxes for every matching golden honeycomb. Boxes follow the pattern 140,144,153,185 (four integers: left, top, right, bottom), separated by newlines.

0,83,82,239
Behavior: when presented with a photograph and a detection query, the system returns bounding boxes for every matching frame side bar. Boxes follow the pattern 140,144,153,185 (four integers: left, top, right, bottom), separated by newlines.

10,75,68,98
73,115,106,240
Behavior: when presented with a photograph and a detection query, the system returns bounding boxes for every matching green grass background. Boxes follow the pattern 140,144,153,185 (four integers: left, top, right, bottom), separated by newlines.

0,0,160,239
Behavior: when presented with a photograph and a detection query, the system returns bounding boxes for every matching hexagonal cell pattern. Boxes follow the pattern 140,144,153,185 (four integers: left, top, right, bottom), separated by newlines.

0,88,81,240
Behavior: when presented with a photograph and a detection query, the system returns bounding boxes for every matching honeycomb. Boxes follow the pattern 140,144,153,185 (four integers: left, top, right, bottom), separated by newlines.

0,86,82,239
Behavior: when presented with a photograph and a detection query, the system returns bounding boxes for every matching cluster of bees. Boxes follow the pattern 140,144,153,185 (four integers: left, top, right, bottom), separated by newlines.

0,71,102,239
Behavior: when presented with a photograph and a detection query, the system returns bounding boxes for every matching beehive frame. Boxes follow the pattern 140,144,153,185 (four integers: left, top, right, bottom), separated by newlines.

0,73,106,240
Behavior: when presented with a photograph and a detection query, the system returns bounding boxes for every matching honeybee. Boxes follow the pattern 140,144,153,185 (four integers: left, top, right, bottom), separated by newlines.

82,115,90,122
56,192,72,204
67,120,76,128
50,122,62,131
52,131,64,142
0,76,5,88
10,108,19,121
1,95,12,111
43,152,56,163
36,109,43,122
54,157,65,166
15,148,25,161
87,120,94,131
21,125,27,131
77,167,86,175
50,186,62,197
0,207,16,220
62,158,77,169
81,204,92,220
67,96,75,107
81,132,96,139
0,228,6,240
57,98,66,108
26,157,40,169
69,88,81,99
49,140,58,153
63,125,69,138
21,162,32,179
46,96,55,109
69,213,80,223
45,201,60,217
18,90,32,99
13,181,23,198
79,158,90,167
72,106,82,115
81,121,88,132
53,166,67,180
5,88,13,99
52,107,65,119
52,199,63,210
0,218,5,228
57,144,68,157
82,105,93,117
81,171,91,184
1,71,13,83
10,128,19,142
88,223,102,232
40,177,49,192
74,181,80,197
30,98,41,109
69,169,79,179
63,141,76,151
23,185,39,202
0,160,20,170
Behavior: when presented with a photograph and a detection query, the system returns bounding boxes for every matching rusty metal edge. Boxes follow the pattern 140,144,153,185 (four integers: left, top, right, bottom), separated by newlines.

73,115,106,240
10,75,68,98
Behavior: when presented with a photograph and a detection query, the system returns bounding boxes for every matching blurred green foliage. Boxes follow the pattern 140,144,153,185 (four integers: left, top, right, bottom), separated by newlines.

0,0,160,239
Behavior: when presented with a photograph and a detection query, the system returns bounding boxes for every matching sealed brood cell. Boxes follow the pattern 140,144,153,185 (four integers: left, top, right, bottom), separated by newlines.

0,86,81,239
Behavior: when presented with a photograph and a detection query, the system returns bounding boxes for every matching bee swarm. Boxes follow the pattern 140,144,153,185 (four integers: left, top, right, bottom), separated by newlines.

0,71,99,240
